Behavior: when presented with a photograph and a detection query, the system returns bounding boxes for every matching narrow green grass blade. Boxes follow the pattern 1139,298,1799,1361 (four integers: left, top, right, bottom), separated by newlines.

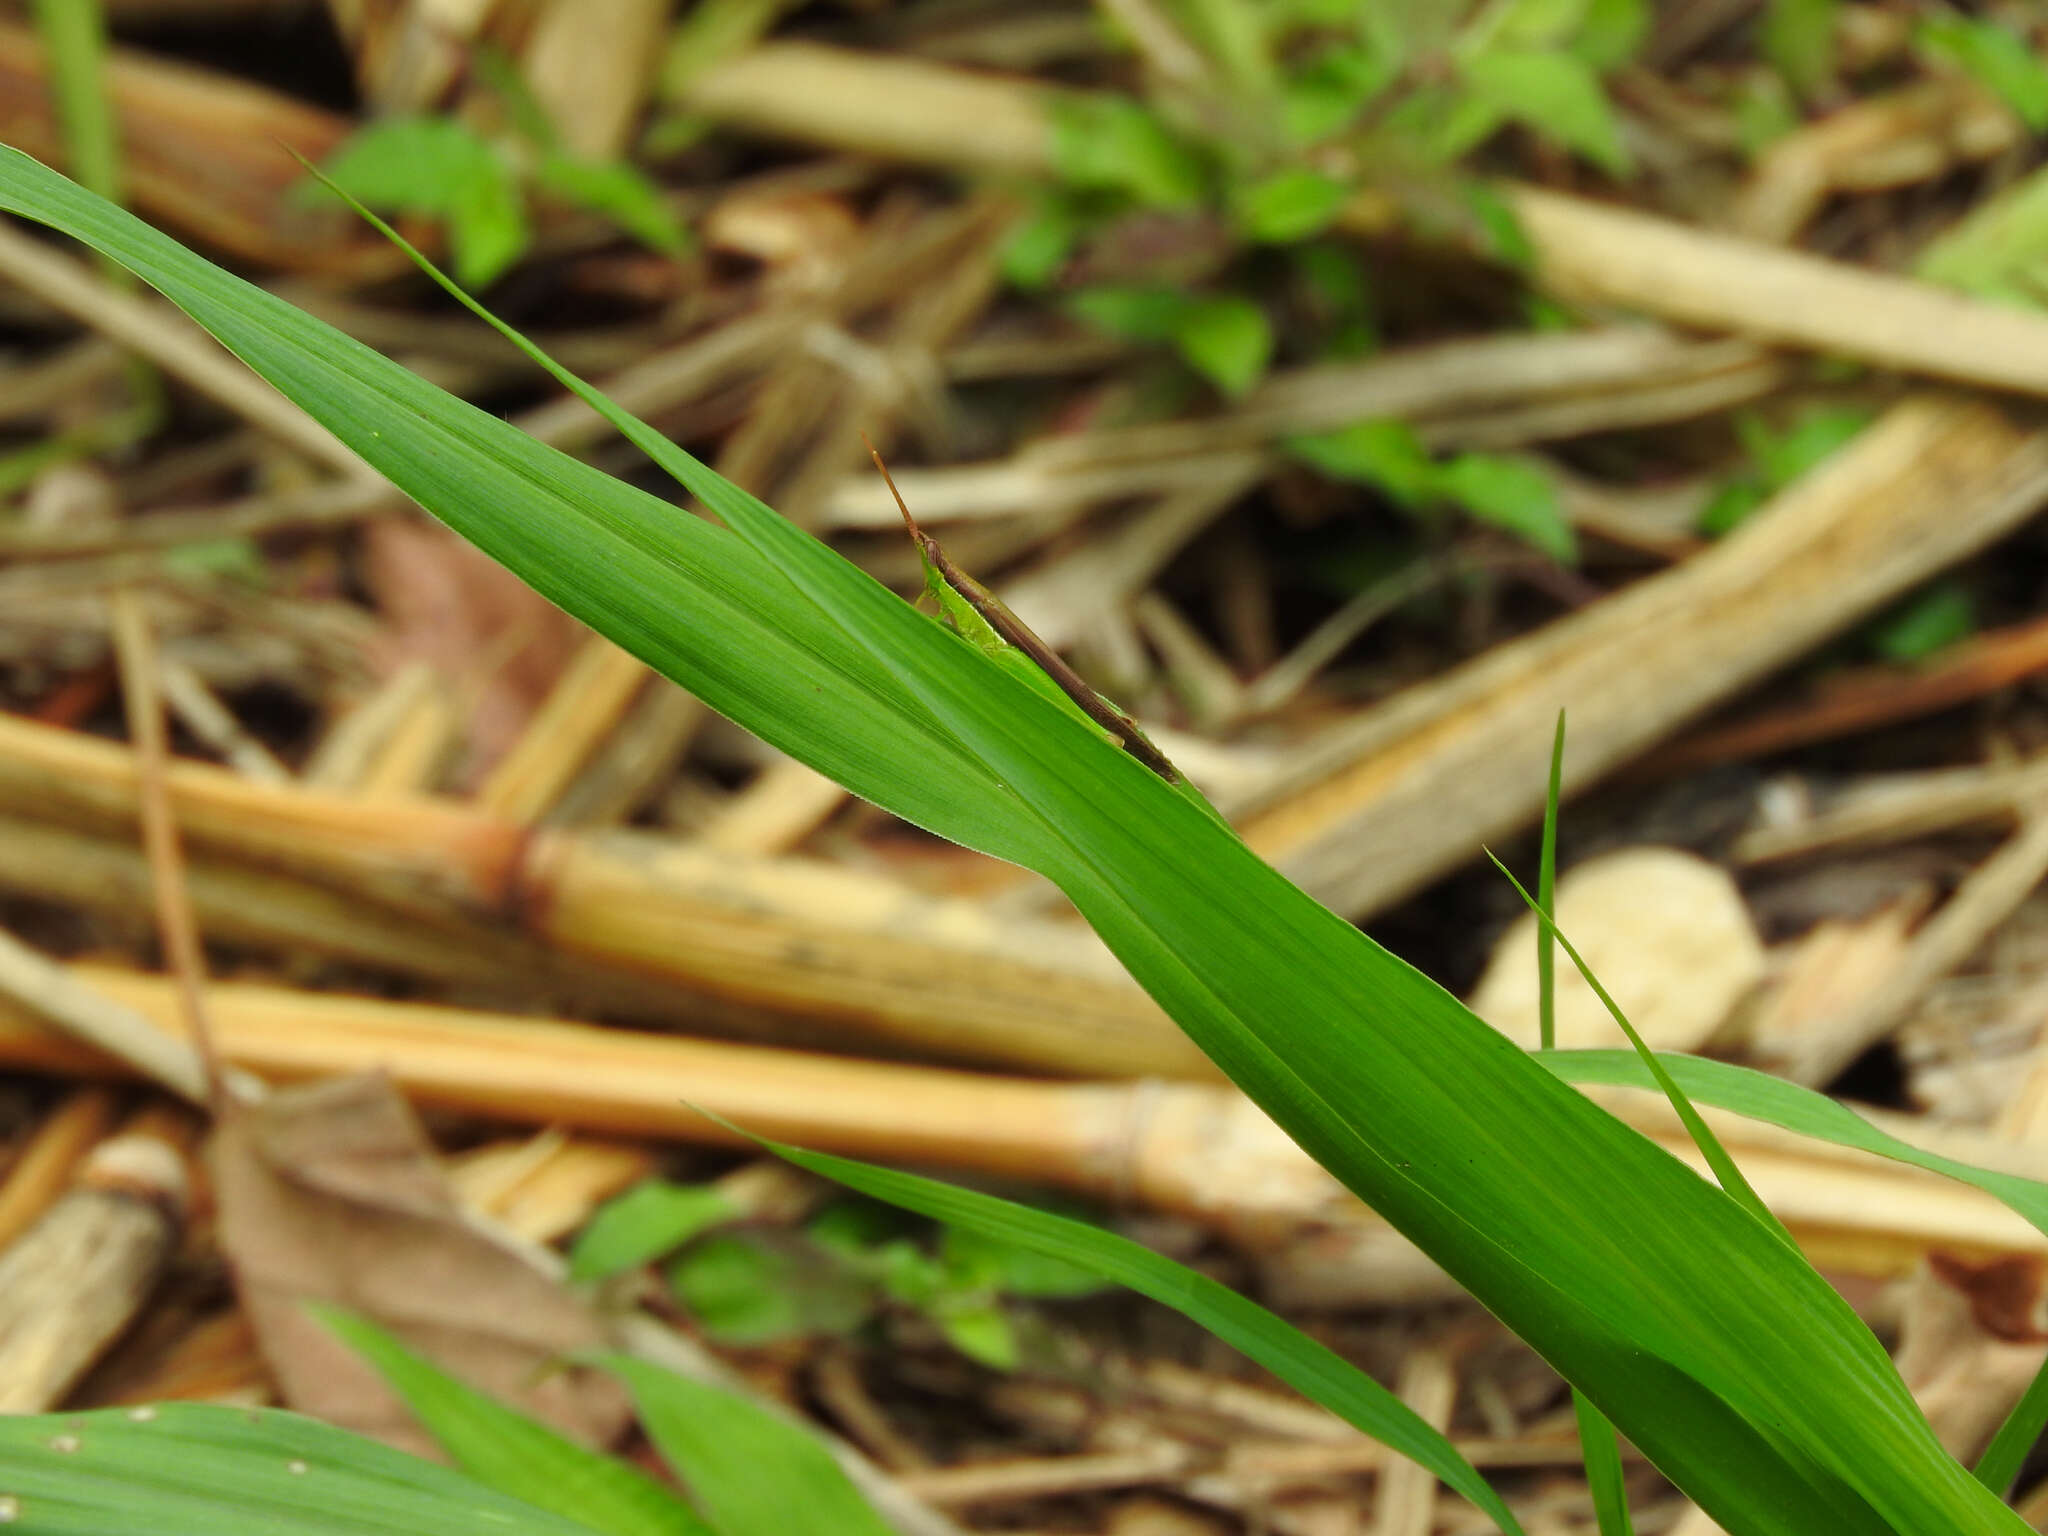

1490,851,1788,1241
592,1355,896,1536
0,148,2020,1534
316,1308,709,1536
1976,1357,2048,1498
1574,1392,1636,1536
31,0,120,209
1537,711,1563,1053
1543,1050,2048,1239
748,1135,1528,1536
1534,718,1631,1536
0,1403,609,1535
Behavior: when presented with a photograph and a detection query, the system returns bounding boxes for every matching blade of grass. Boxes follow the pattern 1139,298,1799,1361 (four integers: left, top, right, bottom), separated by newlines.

1575,1390,1637,1536
1534,715,1632,1536
1975,1356,2048,1498
0,1402,613,1534
1490,851,1790,1242
0,147,2021,1534
1542,1050,2048,1238
728,1128,1527,1536
1538,710,1563,1054
593,1355,898,1536
315,1307,710,1536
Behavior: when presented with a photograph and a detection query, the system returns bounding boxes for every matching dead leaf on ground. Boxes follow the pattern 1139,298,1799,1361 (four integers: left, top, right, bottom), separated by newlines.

208,1071,630,1459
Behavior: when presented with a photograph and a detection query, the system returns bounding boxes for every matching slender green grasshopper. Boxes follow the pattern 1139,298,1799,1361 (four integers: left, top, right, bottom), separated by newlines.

866,439,1184,786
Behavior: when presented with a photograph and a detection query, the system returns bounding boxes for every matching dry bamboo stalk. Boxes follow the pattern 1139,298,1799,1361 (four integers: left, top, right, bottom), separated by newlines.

303,661,444,791
0,922,208,1102
1734,754,2048,864
158,657,291,784
1374,1349,1457,1536
3,968,2041,1306
1785,807,2048,1087
679,42,1052,178
545,680,705,827
0,710,1205,1076
1506,182,2048,396
698,757,850,856
823,331,1781,528
0,1124,187,1412
1232,396,2048,918
473,635,651,824
0,1087,119,1251
447,1133,653,1245
111,590,221,1104
520,0,670,160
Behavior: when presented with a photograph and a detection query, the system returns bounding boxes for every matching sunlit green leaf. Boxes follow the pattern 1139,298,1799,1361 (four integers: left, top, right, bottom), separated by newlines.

668,1230,876,1343
752,1135,1528,1535
1460,49,1632,175
1171,293,1271,394
1761,0,1838,100
1001,193,1088,288
596,1356,898,1536
1866,580,1975,662
1919,14,2048,131
1047,94,1208,206
1495,0,1592,50
1233,167,1349,243
929,1296,1019,1370
1917,163,2048,307
1284,418,1438,506
942,1223,1108,1299
1282,39,1401,143
1435,452,1576,562
570,1180,736,1282
1572,0,1651,70
1067,283,1189,342
0,1403,613,1535
533,155,688,254
316,117,527,286
317,1308,707,1536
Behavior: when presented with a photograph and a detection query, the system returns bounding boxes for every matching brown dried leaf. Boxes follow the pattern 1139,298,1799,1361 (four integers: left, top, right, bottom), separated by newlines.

208,1072,630,1458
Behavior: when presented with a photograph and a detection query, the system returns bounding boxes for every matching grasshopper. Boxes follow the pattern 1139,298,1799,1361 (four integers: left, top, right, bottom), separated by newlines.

866,438,1183,786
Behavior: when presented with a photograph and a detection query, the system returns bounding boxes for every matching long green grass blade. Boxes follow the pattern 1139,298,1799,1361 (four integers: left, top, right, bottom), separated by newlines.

0,146,2019,1534
315,1307,709,1536
1544,1050,2048,1238
593,1355,896,1536
1490,852,1789,1240
1537,711,1563,1053
1975,1356,2048,1498
747,1134,1527,1535
1574,1391,1636,1536
0,1402,609,1535
1533,719,1631,1536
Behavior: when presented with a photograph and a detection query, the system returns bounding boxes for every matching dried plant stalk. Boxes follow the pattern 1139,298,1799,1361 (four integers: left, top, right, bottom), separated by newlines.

0,968,2038,1308
0,1125,187,1412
